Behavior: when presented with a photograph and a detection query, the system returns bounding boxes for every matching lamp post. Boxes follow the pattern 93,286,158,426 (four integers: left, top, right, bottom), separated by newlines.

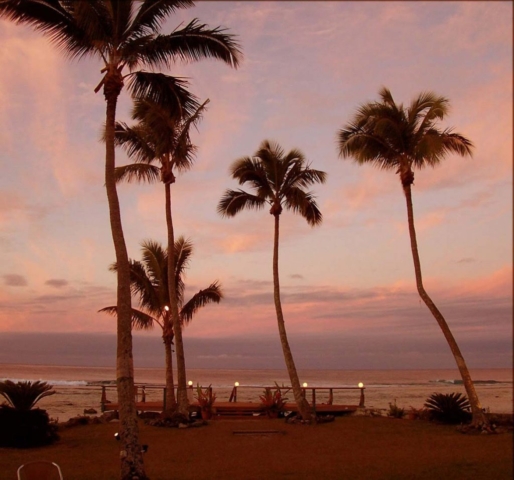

358,383,365,407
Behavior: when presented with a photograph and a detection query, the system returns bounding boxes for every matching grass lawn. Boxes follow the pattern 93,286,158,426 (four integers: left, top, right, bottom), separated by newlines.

1,416,512,479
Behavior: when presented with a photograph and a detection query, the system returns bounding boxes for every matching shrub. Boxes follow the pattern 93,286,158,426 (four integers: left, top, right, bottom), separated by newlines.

387,399,405,419
0,406,59,448
424,392,472,424
0,380,59,448
259,387,287,417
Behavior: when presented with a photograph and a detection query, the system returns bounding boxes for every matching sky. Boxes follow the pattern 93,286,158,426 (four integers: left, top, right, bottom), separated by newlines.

0,1,512,370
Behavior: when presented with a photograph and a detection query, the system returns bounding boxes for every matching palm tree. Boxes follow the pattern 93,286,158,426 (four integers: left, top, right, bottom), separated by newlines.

0,2,241,475
113,96,209,415
337,87,489,428
217,140,326,421
100,237,223,412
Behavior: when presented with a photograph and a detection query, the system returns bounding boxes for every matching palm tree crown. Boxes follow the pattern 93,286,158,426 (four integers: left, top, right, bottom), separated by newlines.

0,1,242,97
113,96,209,185
218,140,326,223
101,237,223,332
338,87,473,185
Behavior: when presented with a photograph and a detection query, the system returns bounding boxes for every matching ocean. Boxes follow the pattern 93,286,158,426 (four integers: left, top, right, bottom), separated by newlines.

0,364,511,421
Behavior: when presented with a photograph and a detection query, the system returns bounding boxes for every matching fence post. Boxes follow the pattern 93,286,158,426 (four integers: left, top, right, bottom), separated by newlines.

101,386,106,412
359,387,365,407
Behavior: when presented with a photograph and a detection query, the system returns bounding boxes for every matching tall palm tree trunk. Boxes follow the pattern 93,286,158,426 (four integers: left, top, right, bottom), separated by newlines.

272,214,312,421
164,335,177,410
104,71,147,479
165,183,189,414
403,182,488,427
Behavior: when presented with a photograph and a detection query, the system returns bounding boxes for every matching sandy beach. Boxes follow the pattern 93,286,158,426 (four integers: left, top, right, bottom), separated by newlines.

0,416,512,480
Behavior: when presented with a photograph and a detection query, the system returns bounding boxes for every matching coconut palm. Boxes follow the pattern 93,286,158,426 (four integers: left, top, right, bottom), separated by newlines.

113,96,209,414
337,87,488,428
217,140,326,421
0,2,240,475
100,237,223,411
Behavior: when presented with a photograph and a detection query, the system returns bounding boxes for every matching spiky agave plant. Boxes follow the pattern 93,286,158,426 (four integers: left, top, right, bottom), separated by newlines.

424,392,472,424
0,380,55,411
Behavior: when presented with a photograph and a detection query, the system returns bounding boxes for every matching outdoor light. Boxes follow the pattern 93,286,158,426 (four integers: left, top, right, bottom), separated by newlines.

358,382,364,388
302,383,308,388
188,381,193,386
114,432,120,441
164,306,169,311
234,382,239,387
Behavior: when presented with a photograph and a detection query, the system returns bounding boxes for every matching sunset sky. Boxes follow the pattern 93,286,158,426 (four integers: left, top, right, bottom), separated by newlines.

0,1,512,369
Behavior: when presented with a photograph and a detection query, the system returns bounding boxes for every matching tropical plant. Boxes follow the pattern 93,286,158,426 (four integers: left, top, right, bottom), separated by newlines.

259,387,288,418
113,95,210,416
195,384,216,419
0,1,240,476
0,380,55,411
100,237,223,412
195,385,217,409
218,139,326,421
0,381,59,448
337,87,488,428
424,392,472,424
387,399,405,419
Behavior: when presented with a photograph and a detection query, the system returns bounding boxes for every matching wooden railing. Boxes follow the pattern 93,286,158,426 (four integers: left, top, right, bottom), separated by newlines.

99,383,365,412
227,385,365,409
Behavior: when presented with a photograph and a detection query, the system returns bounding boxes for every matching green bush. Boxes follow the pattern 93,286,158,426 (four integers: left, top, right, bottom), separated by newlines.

424,392,472,424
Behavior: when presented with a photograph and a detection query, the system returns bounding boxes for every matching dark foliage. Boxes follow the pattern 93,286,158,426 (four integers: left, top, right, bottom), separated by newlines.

0,380,55,410
424,392,472,424
0,405,59,448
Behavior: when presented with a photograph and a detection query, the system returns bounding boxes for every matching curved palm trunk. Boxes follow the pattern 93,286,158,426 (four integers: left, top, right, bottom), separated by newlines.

164,336,177,410
165,183,189,415
272,214,312,421
104,73,147,479
403,182,488,427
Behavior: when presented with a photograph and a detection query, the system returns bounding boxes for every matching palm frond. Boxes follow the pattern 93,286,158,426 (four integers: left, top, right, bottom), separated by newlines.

180,281,223,324
127,259,162,311
98,305,160,331
114,163,161,184
114,121,157,163
172,98,209,169
174,236,193,305
133,18,242,69
140,240,167,289
129,0,195,38
0,380,55,411
230,156,272,195
127,71,200,118
0,0,99,61
284,188,323,226
217,189,266,217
